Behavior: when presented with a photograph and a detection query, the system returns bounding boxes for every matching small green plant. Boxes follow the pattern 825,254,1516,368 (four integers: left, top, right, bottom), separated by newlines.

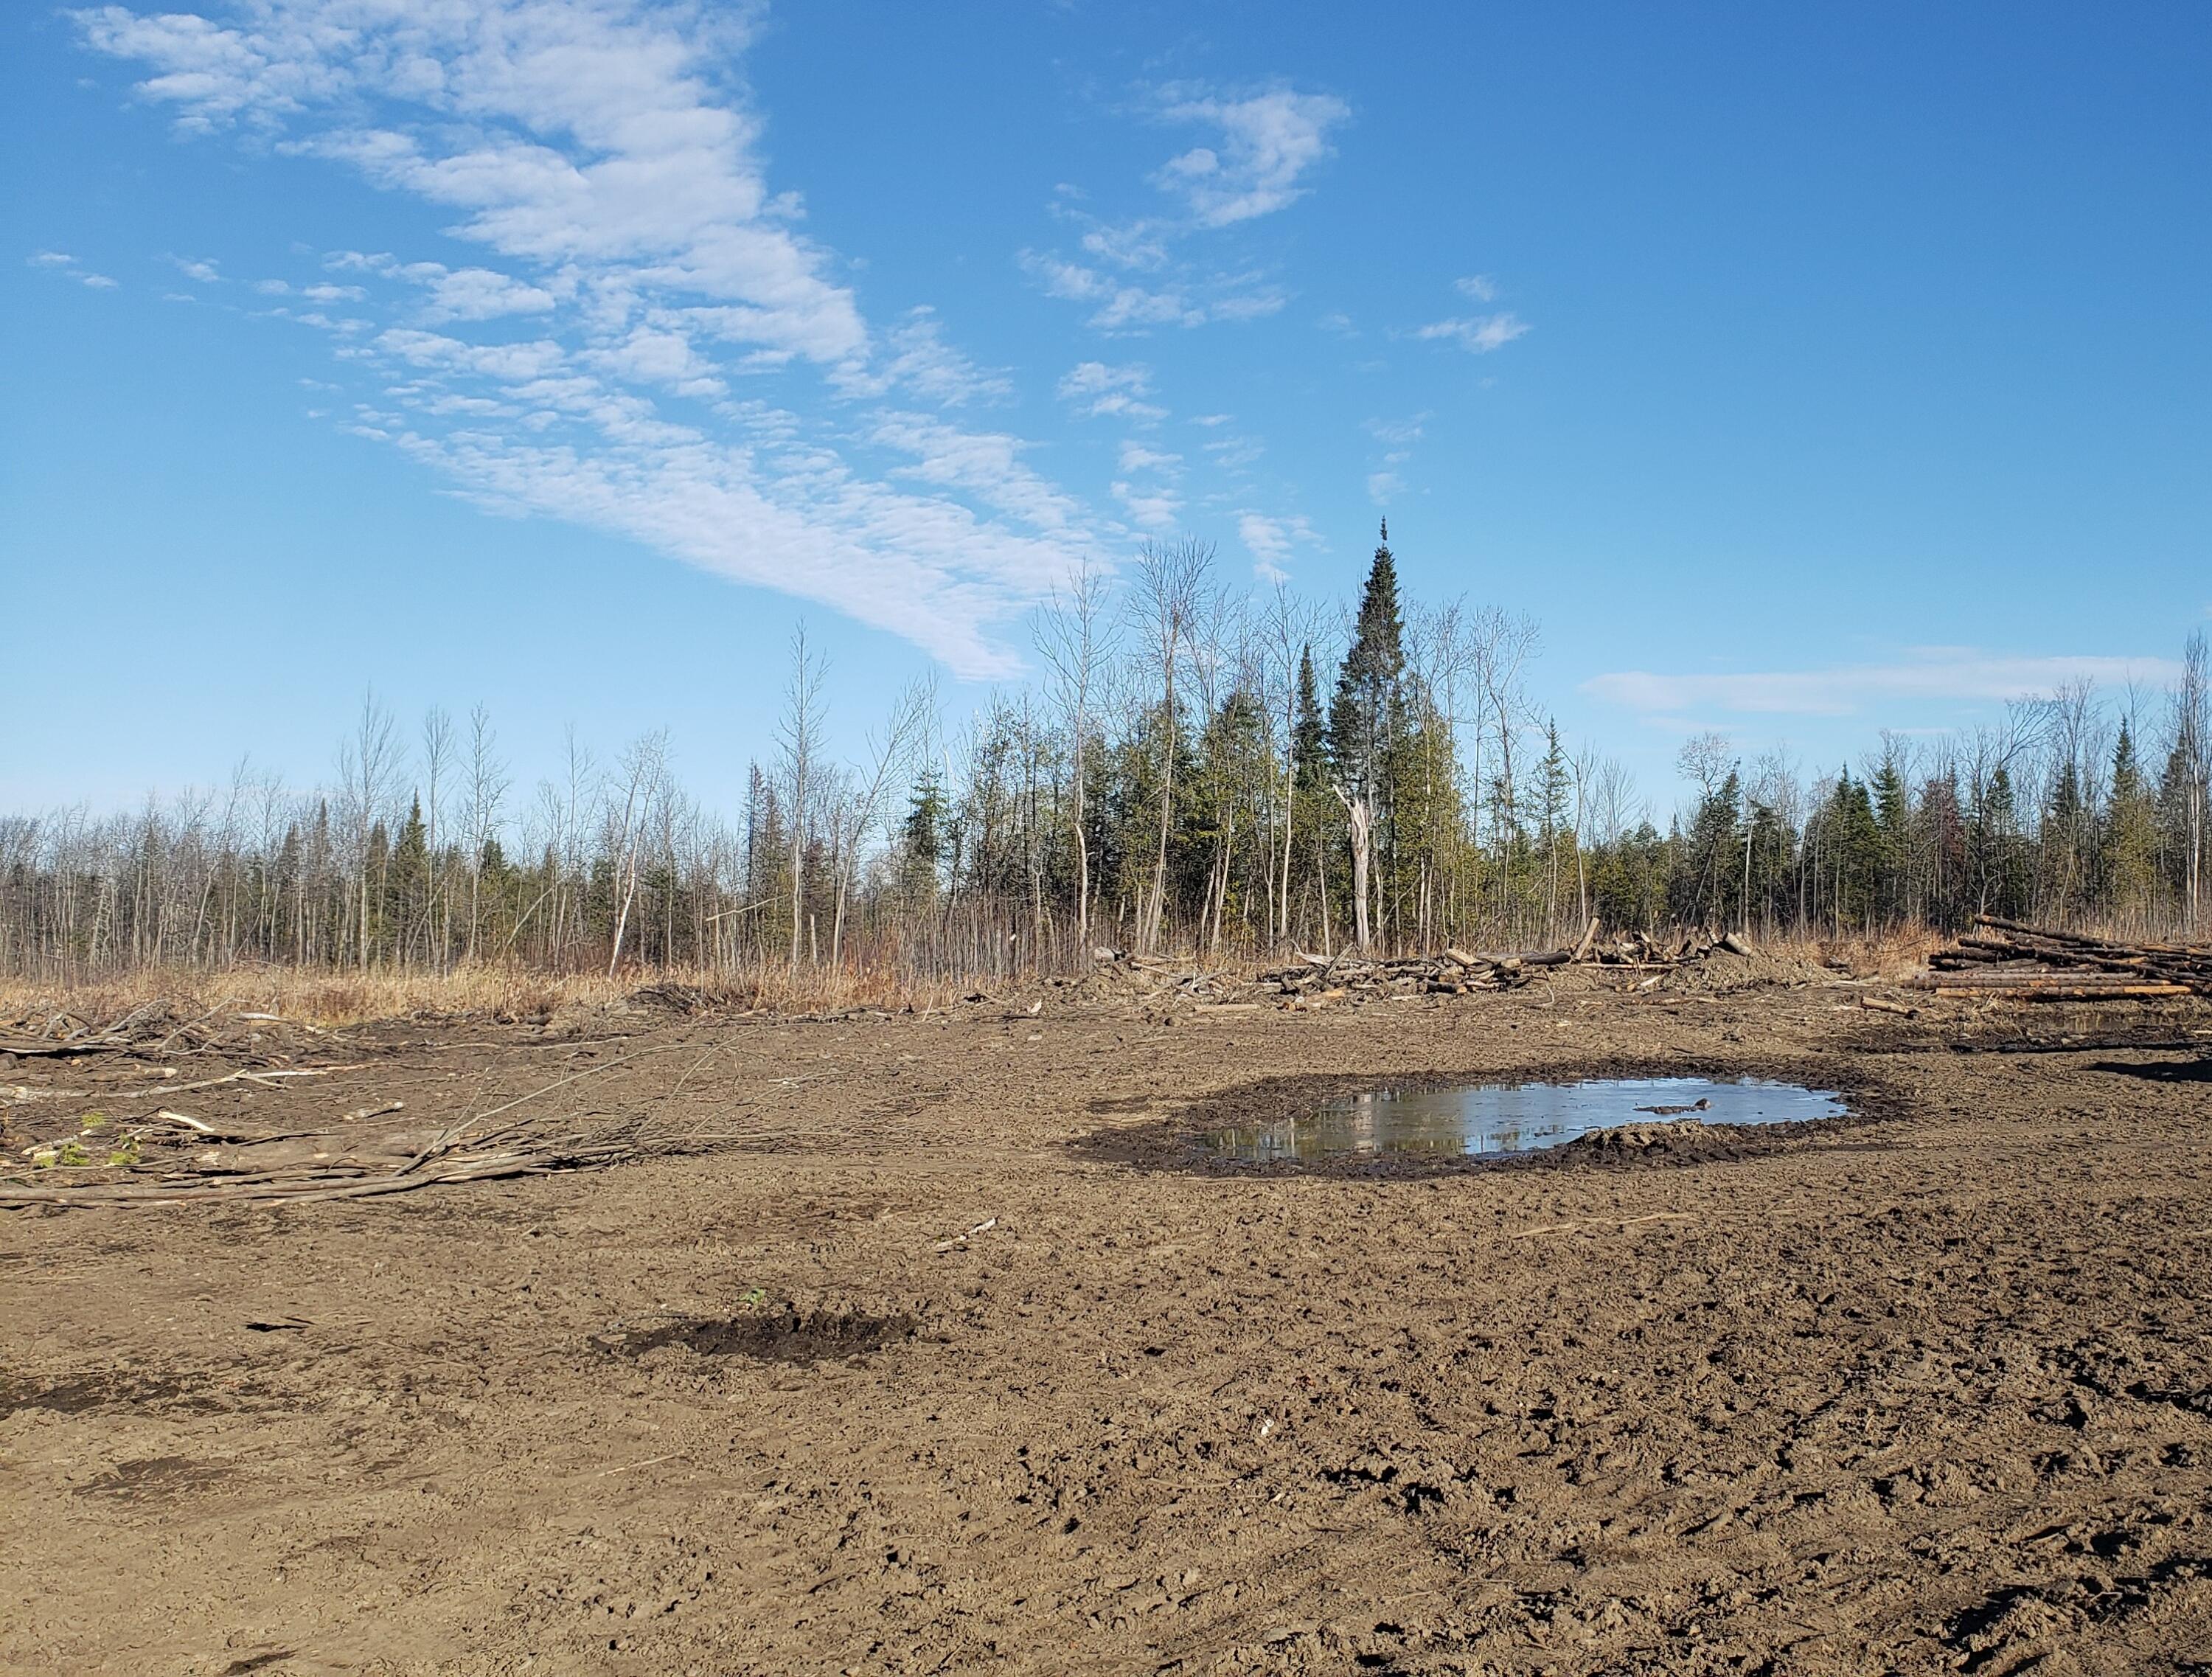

740,1288,768,1312
32,1139,95,1168
78,1111,108,1131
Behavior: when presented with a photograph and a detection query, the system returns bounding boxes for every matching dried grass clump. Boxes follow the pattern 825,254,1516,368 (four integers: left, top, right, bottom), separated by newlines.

1804,925,1945,982
0,959,977,1032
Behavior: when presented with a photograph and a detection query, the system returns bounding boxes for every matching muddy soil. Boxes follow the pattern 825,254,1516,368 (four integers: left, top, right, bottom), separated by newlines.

4,982,2211,1675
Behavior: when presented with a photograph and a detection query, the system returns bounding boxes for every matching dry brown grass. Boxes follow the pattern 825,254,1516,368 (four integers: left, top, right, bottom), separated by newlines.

1801,924,1945,981
0,960,965,1032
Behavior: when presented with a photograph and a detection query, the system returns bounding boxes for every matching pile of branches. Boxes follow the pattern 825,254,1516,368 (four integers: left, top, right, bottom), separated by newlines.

1,999,327,1066
1911,915,2212,1003
0,1021,662,1210
1253,945,1573,1004
1,1089,639,1209
1089,921,1759,1009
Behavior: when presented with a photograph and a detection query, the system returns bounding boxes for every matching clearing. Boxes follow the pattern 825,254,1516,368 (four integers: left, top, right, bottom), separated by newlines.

3,976,2210,1675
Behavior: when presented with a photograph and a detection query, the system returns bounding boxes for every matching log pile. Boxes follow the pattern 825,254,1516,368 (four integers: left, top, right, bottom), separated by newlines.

1911,915,2212,1003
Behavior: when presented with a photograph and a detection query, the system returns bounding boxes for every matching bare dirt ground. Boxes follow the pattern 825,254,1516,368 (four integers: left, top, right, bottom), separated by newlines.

4,973,2211,1676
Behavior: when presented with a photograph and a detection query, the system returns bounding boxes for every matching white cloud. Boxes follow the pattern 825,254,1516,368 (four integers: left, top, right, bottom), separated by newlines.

869,413,1086,534
77,0,1104,676
1584,650,2188,718
80,1,863,362
1079,218,1170,271
29,249,117,288
1152,87,1349,228
1366,414,1426,449
1021,251,1196,332
1056,361,1166,421
1020,83,1340,336
419,264,560,322
1416,313,1531,353
1455,274,1497,302
582,323,726,398
833,307,1013,407
1366,470,1402,504
1117,441,1180,474
1203,432,1262,471
1111,480,1181,530
1237,510,1320,580
171,254,222,282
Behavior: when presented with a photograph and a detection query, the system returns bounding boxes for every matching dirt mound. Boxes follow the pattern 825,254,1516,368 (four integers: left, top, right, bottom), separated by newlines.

1567,1117,1714,1153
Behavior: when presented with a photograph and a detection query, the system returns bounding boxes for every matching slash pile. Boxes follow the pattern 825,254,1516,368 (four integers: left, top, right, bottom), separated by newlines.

1912,915,2212,1002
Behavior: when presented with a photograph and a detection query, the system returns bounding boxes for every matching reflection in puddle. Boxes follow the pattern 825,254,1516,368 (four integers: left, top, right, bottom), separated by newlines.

1200,1077,1846,1164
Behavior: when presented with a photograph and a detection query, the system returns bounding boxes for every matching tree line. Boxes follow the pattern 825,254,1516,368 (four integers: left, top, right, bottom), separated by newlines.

3,532,2205,982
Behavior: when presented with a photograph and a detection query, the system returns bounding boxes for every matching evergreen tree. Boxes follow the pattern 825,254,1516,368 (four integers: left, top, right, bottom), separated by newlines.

1326,527,1407,799
1672,770,1743,928
2102,721,2157,917
387,796,430,962
1535,721,1574,929
2042,760,2087,917
900,768,947,905
1326,526,1409,946
1292,644,1326,789
1983,765,2031,917
1823,768,1881,930
1870,752,1910,923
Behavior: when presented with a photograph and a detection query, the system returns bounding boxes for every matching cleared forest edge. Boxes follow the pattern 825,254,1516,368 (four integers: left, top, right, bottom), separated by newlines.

0,925,1966,1035
4,576,2205,989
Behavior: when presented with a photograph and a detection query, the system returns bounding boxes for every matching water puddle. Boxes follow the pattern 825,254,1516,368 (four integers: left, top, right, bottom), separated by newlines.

1200,1077,1846,1164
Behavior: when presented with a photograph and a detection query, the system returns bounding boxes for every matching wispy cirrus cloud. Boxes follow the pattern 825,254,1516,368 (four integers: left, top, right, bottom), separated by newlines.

1022,81,1339,333
1237,510,1321,581
1585,649,2185,718
1416,312,1529,353
1056,360,1165,422
74,0,1098,677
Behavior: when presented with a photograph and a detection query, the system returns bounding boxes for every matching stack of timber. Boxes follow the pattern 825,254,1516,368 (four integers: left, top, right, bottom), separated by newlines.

1911,915,2211,1003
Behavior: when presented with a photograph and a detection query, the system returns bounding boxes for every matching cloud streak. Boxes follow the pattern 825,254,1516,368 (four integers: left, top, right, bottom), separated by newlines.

1585,650,2185,718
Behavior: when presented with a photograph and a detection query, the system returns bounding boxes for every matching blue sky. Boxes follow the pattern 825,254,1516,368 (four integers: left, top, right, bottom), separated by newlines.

4,0,2206,816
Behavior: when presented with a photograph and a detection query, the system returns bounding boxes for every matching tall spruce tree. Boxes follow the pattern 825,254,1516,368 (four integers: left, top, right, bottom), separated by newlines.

2103,721,2157,918
1293,644,1327,790
1327,524,1408,946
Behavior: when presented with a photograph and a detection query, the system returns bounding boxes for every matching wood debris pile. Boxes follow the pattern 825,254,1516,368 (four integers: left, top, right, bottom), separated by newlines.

1911,915,2212,1003
1,1001,655,1212
1091,920,1761,1008
1253,945,1573,1004
1,1085,639,1210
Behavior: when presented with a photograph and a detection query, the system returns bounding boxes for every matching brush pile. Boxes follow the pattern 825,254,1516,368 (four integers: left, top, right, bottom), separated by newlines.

1,1102,636,1209
1912,915,2212,1002
1253,945,1575,1003
0,999,656,1211
1091,920,1761,1007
